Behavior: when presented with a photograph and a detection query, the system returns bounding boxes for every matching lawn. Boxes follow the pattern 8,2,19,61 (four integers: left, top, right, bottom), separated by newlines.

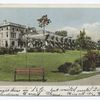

0,50,97,82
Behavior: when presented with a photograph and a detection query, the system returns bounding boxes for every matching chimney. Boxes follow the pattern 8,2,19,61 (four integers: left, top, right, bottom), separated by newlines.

3,20,7,24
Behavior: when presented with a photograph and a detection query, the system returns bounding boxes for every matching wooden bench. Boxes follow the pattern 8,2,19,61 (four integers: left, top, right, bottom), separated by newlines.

14,68,45,81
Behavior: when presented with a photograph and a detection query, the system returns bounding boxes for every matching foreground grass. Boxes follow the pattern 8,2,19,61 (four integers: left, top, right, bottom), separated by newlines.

0,70,99,82
46,71,100,82
0,50,85,71
0,50,97,82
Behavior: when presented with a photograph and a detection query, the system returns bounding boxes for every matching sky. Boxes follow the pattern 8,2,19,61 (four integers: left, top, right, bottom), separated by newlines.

0,8,100,41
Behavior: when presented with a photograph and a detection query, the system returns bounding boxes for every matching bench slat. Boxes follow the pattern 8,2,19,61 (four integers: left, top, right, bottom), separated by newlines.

16,71,29,74
14,68,45,81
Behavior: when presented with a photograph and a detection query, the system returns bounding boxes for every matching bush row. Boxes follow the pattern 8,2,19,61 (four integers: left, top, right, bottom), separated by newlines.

0,47,23,55
0,47,65,54
27,48,64,53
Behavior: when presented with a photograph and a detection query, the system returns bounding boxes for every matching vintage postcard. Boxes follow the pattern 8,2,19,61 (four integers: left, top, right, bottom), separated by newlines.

0,4,100,96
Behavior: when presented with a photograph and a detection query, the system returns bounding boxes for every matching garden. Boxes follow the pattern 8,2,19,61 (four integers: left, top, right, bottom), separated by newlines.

0,50,100,82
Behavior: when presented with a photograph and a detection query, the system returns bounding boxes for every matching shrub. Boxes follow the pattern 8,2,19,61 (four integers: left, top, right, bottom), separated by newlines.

0,47,5,55
0,47,20,55
53,48,63,53
82,58,95,71
75,51,97,71
82,51,96,71
28,48,43,52
27,48,34,52
95,54,100,67
58,62,72,73
68,63,82,75
46,48,63,53
0,47,9,54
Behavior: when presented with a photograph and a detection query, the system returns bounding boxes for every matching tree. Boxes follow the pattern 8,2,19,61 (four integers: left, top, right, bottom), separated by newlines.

37,15,51,52
75,29,96,51
55,31,67,37
97,40,100,53
97,40,100,49
75,29,97,69
85,36,96,50
37,14,51,35
76,29,86,50
18,29,24,48
18,27,33,50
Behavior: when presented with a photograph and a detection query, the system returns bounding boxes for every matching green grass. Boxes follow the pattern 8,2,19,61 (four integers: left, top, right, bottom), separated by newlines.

0,50,97,82
46,71,100,82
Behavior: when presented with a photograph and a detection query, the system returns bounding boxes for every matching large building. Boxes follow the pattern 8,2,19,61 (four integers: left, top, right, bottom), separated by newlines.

0,20,36,48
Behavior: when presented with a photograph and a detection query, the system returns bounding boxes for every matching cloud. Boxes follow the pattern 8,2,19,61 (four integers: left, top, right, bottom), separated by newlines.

60,22,100,41
81,22,100,41
61,26,79,39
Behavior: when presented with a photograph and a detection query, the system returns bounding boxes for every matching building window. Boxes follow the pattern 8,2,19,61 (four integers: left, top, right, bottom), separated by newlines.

17,28,19,31
1,33,3,38
12,28,14,32
11,33,13,38
6,27,8,30
11,33,16,38
5,41,8,48
12,41,15,47
6,32,8,37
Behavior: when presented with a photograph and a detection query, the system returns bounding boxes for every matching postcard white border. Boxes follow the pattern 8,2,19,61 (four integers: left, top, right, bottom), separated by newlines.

0,3,100,100
0,0,100,4
0,4,100,8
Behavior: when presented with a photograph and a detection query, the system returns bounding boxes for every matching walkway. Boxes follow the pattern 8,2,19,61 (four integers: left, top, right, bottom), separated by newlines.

0,74,100,86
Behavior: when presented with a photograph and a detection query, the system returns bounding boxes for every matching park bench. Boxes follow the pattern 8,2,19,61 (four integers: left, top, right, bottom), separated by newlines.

14,68,45,81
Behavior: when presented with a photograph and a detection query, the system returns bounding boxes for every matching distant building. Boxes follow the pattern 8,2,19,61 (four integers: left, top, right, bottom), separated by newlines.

0,20,36,48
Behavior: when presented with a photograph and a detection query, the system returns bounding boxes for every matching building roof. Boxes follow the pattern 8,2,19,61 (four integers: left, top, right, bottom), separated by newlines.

0,20,26,28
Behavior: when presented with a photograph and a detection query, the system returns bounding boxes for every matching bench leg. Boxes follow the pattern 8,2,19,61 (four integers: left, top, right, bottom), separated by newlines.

42,74,45,82
14,71,16,81
29,72,30,81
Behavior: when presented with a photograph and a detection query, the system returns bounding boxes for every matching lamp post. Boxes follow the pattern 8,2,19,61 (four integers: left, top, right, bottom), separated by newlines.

43,27,46,52
25,27,30,68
